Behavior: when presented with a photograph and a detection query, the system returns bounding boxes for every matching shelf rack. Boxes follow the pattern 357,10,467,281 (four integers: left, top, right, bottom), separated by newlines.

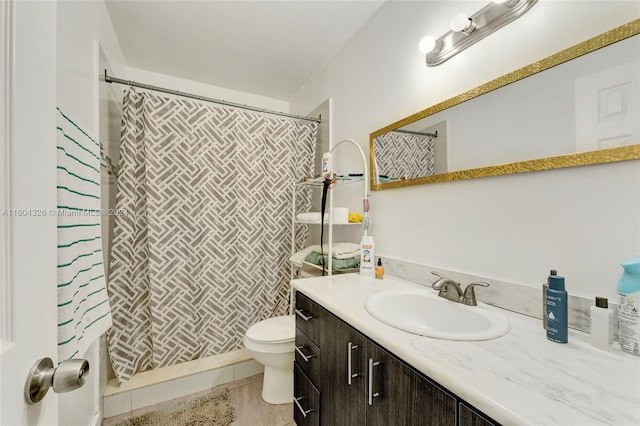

291,176,364,276
290,139,370,279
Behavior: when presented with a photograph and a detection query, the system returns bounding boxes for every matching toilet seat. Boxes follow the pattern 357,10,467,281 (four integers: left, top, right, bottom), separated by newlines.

245,314,295,344
243,314,296,404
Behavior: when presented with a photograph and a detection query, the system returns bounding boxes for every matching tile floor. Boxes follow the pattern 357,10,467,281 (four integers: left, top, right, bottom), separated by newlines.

102,373,294,426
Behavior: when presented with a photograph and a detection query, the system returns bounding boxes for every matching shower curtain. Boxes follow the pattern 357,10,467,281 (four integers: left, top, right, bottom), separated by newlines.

374,132,435,179
107,89,317,383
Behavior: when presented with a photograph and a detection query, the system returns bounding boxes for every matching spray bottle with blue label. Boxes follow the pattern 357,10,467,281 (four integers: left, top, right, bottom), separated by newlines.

618,257,640,356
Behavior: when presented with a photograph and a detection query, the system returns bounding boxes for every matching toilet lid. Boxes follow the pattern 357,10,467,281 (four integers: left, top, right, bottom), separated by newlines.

246,315,295,344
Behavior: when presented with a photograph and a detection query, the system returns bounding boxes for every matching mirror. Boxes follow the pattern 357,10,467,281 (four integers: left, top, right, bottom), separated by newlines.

370,20,640,190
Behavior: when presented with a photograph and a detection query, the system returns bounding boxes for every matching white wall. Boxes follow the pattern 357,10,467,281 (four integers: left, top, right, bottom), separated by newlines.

56,1,126,424
290,1,640,302
125,67,290,113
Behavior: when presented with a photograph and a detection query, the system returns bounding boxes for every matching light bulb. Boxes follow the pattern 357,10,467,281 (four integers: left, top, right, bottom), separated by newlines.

451,13,473,33
419,35,437,54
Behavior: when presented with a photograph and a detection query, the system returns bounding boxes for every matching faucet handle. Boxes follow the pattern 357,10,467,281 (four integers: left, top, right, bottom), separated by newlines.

462,282,490,306
430,272,446,289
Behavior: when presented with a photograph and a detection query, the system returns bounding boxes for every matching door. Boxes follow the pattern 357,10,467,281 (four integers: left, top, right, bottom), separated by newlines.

575,59,640,151
293,363,320,426
365,342,412,426
320,311,366,425
412,371,456,426
1,1,60,425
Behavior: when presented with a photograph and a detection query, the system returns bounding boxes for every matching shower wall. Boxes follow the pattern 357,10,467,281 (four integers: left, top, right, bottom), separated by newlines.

311,99,331,176
99,49,123,383
99,50,123,279
307,99,331,247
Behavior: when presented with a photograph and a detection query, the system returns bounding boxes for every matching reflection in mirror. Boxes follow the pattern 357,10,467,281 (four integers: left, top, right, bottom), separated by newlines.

373,129,436,181
371,20,640,190
374,121,449,181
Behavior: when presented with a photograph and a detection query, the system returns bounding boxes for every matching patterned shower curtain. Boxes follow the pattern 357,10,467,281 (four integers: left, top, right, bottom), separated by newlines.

374,132,435,180
107,90,317,383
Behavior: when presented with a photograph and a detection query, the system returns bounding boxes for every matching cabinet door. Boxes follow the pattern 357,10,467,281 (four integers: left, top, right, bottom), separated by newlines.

295,327,321,389
295,291,323,345
458,401,501,426
365,342,412,426
320,310,366,425
412,372,456,426
294,362,321,426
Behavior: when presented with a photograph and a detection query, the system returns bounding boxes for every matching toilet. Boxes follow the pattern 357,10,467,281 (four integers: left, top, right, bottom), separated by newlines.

243,314,295,404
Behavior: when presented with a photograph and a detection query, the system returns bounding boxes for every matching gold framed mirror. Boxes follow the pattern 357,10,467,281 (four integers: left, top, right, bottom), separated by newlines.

370,19,640,191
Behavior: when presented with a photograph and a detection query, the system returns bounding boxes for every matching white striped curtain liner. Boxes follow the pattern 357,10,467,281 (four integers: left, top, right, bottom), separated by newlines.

56,107,112,361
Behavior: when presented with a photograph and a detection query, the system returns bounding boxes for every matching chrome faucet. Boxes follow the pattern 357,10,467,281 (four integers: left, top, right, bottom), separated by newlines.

430,271,456,290
460,282,490,306
430,272,489,306
430,272,463,303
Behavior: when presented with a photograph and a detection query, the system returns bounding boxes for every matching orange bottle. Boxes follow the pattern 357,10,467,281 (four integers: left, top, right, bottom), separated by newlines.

375,258,384,279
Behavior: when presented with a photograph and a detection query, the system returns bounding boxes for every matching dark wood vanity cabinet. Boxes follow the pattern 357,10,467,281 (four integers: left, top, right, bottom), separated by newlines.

321,309,456,426
293,361,320,426
458,401,499,426
319,310,366,425
365,341,416,425
293,292,323,426
293,291,498,426
410,364,458,426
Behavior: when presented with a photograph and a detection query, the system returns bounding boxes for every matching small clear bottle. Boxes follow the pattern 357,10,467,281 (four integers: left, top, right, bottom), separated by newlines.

590,297,613,350
375,258,384,279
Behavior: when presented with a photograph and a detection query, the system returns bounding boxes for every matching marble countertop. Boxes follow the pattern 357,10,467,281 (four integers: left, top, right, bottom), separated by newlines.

292,274,640,425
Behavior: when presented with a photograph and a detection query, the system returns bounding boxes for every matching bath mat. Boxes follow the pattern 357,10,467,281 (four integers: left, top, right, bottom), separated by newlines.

113,388,235,426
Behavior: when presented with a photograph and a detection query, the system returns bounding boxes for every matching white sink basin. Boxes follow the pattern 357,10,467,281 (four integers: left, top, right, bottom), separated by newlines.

365,288,510,341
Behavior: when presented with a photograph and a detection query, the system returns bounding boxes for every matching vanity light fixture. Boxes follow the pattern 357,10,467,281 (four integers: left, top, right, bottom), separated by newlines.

420,0,537,66
450,13,476,34
418,35,438,54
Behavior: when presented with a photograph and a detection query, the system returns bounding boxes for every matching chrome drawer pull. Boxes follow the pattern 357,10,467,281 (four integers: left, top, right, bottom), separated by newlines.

368,358,381,406
347,341,359,385
295,345,316,362
293,396,313,417
294,308,313,322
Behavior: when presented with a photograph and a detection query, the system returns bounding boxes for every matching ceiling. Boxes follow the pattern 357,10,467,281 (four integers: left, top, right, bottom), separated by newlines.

105,0,385,101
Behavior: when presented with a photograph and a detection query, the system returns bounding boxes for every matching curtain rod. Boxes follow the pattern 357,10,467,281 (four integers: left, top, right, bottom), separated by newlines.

393,129,438,138
103,70,321,124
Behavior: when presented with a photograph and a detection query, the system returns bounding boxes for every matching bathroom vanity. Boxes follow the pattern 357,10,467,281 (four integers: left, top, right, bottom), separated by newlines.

291,274,640,425
293,291,493,425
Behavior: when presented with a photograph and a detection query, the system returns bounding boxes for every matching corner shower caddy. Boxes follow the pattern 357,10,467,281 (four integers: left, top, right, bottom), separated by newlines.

290,139,370,278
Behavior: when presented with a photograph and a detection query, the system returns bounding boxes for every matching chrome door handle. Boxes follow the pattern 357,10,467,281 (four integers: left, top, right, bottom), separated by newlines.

294,308,313,322
293,396,313,417
347,341,359,385
295,345,316,362
368,358,381,406
24,357,90,404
